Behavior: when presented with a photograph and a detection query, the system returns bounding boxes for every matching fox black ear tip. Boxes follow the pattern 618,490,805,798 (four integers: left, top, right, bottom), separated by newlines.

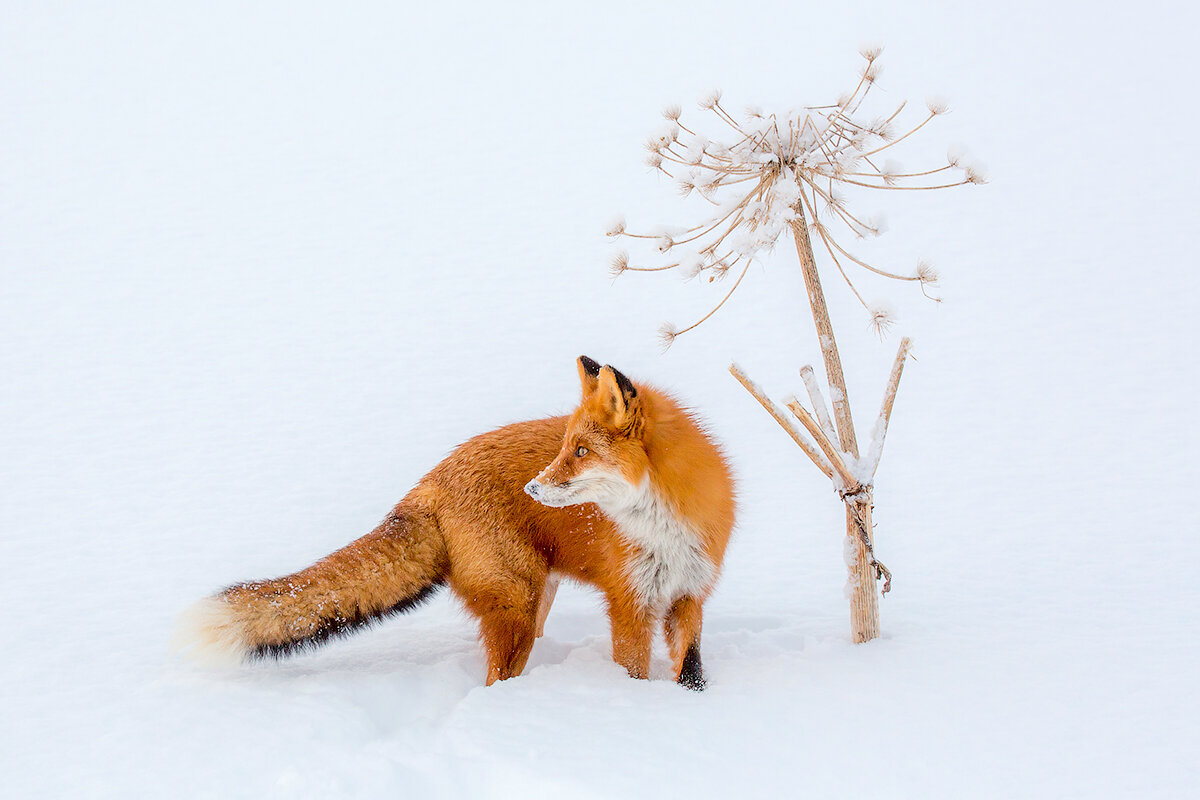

578,355,602,376
604,365,638,399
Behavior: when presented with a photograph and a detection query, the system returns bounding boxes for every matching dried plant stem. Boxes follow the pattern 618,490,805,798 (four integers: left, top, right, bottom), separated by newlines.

786,392,885,641
845,164,956,180
799,365,841,457
790,205,859,457
844,496,880,642
732,361,899,643
729,363,833,479
837,177,971,191
864,337,912,479
863,110,934,157
820,229,920,283
672,262,751,337
784,398,858,491
790,198,898,644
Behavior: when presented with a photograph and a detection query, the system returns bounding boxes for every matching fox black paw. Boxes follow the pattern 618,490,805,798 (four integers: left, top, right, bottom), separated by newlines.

677,641,706,691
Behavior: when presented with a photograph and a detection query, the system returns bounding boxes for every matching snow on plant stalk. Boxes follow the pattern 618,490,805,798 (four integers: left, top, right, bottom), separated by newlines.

612,47,982,643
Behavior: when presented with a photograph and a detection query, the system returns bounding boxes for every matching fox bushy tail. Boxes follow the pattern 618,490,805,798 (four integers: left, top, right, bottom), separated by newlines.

173,501,448,665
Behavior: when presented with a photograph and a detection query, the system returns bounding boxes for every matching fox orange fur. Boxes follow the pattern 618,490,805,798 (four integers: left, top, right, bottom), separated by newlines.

174,356,735,689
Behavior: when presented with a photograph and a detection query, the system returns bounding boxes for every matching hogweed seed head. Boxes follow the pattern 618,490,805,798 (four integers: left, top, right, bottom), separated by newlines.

859,43,884,62
915,260,939,284
926,96,949,115
964,164,988,184
662,103,682,121
645,125,678,153
657,322,679,350
880,160,902,186
693,170,717,190
699,89,722,110
609,250,630,277
869,303,896,337
679,254,704,280
869,117,895,140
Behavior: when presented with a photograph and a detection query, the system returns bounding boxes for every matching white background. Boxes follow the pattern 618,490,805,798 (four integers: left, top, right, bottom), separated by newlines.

2,1,1196,796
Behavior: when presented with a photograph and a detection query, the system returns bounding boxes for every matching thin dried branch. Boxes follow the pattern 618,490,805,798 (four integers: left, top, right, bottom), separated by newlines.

862,337,912,480
843,163,957,181
799,365,840,451
663,261,750,345
728,363,833,479
805,208,870,312
820,228,920,282
784,396,860,491
862,110,935,157
836,176,973,191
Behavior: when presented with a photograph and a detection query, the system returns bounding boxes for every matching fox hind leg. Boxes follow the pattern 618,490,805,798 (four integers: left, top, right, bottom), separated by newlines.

461,576,543,686
479,607,537,685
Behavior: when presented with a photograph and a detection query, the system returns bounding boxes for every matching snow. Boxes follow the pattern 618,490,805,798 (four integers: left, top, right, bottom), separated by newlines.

3,1,1198,798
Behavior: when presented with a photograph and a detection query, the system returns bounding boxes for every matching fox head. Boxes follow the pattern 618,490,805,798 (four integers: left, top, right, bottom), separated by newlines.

524,356,650,511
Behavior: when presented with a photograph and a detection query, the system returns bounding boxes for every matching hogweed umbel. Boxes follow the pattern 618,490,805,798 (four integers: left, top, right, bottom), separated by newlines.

609,46,983,346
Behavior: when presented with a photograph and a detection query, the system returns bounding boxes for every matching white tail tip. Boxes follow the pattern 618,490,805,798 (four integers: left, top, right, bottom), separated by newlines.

170,595,250,668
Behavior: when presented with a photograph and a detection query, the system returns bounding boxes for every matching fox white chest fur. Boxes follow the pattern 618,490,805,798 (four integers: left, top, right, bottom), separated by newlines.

599,477,716,612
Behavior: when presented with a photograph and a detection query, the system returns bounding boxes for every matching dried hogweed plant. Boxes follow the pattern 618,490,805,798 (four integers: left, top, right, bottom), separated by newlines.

610,47,983,643
609,45,983,347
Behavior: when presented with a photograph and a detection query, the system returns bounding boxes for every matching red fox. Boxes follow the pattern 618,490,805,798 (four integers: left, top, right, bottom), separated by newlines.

174,357,735,689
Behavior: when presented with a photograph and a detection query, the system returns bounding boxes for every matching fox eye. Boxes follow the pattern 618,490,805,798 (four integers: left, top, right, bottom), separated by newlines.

575,446,589,458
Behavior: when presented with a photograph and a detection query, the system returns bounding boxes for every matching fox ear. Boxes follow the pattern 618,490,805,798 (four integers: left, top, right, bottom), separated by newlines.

597,365,639,428
577,355,602,397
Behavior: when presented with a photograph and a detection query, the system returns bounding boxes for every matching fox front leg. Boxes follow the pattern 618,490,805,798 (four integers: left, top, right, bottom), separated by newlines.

606,594,652,680
664,596,706,690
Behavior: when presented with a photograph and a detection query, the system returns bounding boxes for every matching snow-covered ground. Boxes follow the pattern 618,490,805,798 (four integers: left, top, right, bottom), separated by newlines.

3,1,1197,797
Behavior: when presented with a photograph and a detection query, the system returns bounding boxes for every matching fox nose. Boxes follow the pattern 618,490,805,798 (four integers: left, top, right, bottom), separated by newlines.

524,480,541,499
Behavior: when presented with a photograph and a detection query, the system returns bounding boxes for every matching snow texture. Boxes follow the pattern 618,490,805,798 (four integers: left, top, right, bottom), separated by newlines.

2,1,1198,798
